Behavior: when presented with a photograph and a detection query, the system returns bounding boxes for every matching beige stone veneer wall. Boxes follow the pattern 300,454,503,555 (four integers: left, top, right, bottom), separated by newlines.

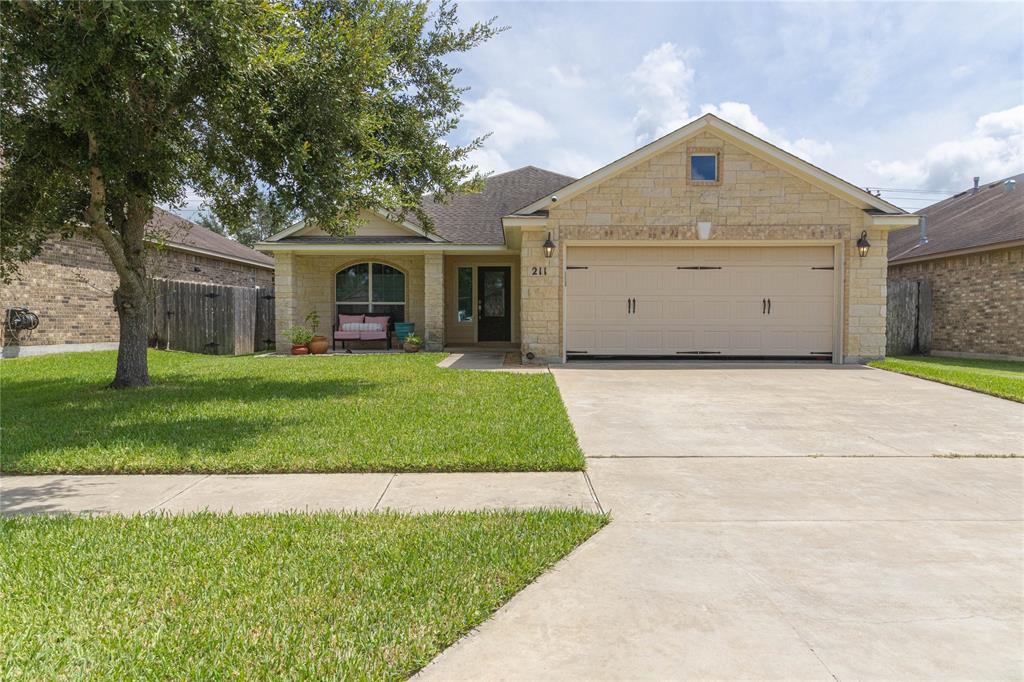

520,131,890,363
889,245,1024,359
275,253,447,350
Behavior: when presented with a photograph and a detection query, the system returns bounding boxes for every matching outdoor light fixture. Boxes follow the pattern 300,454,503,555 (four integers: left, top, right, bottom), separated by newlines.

697,221,712,240
543,232,556,258
856,230,871,258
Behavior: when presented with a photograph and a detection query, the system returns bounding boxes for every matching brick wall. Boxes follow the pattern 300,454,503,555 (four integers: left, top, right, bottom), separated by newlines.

1,237,273,346
889,245,1024,359
521,131,890,363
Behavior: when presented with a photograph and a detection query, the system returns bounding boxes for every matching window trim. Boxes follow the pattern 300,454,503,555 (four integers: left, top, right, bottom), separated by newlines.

687,148,722,185
456,266,474,325
334,261,407,313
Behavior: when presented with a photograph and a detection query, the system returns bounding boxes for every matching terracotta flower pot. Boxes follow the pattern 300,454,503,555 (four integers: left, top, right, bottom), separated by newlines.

309,335,329,354
291,344,309,355
403,341,421,353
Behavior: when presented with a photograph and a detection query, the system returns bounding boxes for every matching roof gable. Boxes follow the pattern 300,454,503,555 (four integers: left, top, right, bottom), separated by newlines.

516,114,904,216
267,209,444,243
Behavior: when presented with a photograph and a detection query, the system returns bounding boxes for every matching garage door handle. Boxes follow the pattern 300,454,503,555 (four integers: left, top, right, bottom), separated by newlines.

762,298,766,315
767,298,771,315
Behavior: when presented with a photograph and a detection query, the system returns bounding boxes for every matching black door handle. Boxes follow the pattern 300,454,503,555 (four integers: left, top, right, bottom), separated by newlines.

627,298,631,314
631,298,636,314
762,298,766,315
767,298,771,315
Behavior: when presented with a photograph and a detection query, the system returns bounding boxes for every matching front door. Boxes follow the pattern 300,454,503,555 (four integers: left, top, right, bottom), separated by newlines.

477,266,512,342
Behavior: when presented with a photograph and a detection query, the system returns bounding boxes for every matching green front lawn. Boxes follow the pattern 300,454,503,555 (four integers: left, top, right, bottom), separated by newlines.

0,510,605,680
0,351,584,474
869,356,1024,402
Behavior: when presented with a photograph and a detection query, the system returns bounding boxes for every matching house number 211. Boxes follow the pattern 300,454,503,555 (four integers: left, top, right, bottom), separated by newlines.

530,266,548,276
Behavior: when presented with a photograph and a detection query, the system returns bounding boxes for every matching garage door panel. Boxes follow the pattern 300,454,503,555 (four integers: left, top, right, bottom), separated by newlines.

567,299,597,323
565,246,835,357
663,299,695,319
628,329,665,353
665,329,697,350
595,297,631,321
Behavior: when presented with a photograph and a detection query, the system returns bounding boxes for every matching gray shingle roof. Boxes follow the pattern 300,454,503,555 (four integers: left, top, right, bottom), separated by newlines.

418,166,575,244
888,173,1024,263
149,208,274,268
277,235,432,245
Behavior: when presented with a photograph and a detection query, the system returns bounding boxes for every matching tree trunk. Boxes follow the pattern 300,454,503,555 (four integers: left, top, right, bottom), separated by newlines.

109,276,150,389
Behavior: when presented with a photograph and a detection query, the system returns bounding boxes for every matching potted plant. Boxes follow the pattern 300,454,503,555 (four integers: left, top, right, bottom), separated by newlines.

402,333,423,353
285,326,314,355
305,311,329,354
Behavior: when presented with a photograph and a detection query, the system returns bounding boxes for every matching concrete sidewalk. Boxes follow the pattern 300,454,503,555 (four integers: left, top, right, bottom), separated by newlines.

0,472,601,516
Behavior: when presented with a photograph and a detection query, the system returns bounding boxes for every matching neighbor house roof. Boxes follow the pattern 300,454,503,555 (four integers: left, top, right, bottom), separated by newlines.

416,166,576,244
888,173,1024,264
148,208,275,269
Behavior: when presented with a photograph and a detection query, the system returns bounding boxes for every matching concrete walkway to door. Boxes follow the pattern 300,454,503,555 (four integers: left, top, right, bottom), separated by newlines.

551,362,1024,457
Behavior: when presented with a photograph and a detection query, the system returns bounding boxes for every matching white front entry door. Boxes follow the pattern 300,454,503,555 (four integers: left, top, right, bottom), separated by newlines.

565,246,835,357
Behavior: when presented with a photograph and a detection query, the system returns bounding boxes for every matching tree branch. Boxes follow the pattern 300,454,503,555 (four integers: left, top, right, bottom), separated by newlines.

84,131,138,290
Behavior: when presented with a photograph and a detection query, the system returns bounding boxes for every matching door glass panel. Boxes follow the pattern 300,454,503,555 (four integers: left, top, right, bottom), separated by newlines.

457,267,473,322
371,263,405,303
336,263,369,302
482,270,506,317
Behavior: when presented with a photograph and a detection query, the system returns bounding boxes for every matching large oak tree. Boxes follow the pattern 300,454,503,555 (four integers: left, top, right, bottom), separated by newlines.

1,0,497,387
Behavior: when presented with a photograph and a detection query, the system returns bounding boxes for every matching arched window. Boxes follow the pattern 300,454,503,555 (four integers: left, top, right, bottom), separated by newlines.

336,262,405,322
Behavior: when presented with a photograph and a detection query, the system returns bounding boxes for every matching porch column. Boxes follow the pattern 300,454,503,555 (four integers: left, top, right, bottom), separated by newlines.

423,253,444,350
273,252,296,352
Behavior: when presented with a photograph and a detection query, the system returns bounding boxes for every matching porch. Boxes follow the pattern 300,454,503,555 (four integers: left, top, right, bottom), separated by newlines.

273,252,520,352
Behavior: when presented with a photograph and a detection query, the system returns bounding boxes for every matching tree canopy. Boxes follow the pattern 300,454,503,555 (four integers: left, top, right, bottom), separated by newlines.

1,0,499,386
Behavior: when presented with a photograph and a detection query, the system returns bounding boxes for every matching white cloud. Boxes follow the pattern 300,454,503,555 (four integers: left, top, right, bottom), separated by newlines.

949,64,973,80
547,65,588,89
629,43,696,145
867,104,1024,189
464,147,512,175
698,102,834,163
460,89,558,174
545,148,603,179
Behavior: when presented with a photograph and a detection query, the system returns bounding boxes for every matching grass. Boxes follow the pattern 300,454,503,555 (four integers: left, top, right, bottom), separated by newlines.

0,350,585,474
0,510,606,680
869,355,1024,402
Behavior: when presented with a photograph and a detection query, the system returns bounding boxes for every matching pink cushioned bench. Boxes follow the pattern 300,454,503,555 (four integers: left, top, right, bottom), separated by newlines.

333,314,391,351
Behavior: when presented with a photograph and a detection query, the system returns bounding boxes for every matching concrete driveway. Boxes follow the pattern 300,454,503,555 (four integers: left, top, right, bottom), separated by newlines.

418,457,1024,681
551,363,1024,457
418,365,1024,680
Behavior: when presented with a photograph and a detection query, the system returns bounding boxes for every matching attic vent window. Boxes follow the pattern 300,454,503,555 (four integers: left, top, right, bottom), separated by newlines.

688,150,720,184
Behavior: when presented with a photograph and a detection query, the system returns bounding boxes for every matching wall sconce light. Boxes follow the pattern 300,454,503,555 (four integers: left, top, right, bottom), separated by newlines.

856,230,871,257
543,232,556,258
697,221,712,240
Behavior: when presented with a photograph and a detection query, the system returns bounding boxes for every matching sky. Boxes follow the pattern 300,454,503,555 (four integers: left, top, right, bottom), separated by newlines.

441,1,1024,211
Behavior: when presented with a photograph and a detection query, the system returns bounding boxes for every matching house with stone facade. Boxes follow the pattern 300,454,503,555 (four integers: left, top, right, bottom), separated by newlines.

258,114,917,364
888,173,1023,360
2,208,274,354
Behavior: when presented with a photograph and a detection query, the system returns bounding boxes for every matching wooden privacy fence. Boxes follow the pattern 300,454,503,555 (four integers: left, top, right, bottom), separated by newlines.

886,279,932,356
149,279,275,355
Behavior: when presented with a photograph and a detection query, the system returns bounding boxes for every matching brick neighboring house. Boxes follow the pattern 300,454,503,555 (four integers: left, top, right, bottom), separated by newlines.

1,208,274,352
888,173,1024,360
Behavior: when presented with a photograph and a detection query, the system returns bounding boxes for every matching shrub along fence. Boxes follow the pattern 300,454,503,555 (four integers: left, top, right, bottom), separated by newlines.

886,279,932,356
149,279,275,356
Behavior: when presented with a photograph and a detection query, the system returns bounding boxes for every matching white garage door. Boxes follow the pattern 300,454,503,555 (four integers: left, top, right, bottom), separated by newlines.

565,246,836,357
